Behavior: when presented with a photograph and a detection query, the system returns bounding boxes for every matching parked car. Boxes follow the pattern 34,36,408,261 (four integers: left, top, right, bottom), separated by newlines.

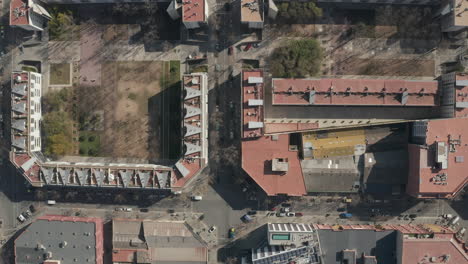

124,208,133,212
241,214,253,222
286,212,295,217
244,43,252,51
340,213,353,219
17,214,26,222
295,212,303,217
140,208,149,213
228,228,235,238
46,200,56,205
23,210,32,218
209,226,217,233
337,207,346,212
29,204,36,213
191,195,203,201
247,210,257,215
281,207,290,213
228,46,233,55
276,212,286,217
115,208,124,211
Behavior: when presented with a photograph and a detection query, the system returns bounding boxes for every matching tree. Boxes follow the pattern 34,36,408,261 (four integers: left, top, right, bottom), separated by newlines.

277,1,322,24
270,39,324,78
43,112,74,156
48,7,75,40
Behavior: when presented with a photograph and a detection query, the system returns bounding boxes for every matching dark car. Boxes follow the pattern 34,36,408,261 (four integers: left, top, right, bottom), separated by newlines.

228,46,233,55
295,212,303,217
140,208,149,213
247,210,257,215
337,207,346,212
241,214,253,222
29,204,36,213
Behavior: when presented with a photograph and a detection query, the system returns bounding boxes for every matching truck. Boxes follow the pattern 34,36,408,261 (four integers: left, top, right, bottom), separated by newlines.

340,213,353,219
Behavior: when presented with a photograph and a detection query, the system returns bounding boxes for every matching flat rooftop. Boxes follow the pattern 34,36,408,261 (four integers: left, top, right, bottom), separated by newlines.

408,117,468,198
10,0,29,26
454,0,468,27
402,233,468,264
15,215,103,264
455,74,468,117
272,78,439,106
317,229,396,264
302,156,360,193
242,70,264,139
241,0,263,22
182,0,205,22
241,134,306,196
112,219,207,264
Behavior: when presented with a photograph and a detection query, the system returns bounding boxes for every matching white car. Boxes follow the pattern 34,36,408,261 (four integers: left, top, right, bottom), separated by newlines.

124,208,133,212
276,212,286,217
17,214,26,222
286,212,295,217
208,226,217,233
191,196,203,201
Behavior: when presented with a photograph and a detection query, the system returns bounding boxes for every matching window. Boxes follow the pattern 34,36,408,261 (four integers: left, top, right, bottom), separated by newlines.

272,234,290,240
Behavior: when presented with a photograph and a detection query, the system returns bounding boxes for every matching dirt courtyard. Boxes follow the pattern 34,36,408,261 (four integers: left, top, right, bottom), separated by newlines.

76,61,168,161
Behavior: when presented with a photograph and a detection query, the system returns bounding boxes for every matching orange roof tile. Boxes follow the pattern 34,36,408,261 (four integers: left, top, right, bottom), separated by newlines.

241,134,306,196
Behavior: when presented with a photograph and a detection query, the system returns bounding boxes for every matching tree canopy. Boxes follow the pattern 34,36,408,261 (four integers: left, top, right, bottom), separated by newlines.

277,1,322,24
270,39,324,78
48,7,76,40
43,111,74,156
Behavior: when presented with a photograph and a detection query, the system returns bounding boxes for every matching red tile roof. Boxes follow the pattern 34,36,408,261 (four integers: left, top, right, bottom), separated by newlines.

401,234,468,264
182,0,205,22
455,74,468,117
10,0,29,26
272,78,439,106
241,134,306,196
242,70,264,139
407,117,468,198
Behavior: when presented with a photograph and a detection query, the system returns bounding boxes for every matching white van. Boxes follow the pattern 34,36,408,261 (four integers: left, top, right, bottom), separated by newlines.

191,196,202,201
47,200,56,205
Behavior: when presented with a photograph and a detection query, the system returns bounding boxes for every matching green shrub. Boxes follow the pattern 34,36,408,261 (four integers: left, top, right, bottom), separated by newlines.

270,39,323,78
89,136,95,142
128,93,137,100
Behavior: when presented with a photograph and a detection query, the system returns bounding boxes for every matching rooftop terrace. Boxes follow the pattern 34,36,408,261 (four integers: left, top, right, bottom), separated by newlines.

241,0,263,22
182,0,205,22
242,70,264,139
407,117,468,198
